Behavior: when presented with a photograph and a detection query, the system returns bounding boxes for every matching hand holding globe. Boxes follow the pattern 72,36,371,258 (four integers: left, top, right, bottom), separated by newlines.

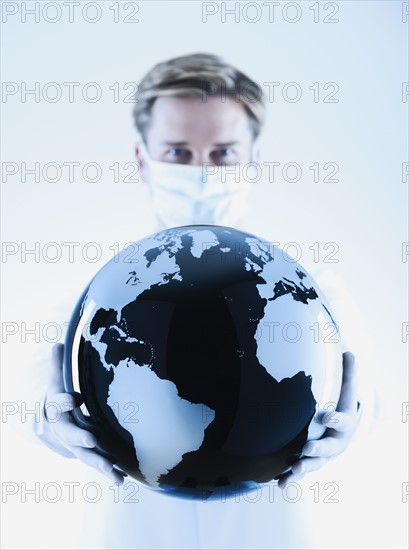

41,225,359,498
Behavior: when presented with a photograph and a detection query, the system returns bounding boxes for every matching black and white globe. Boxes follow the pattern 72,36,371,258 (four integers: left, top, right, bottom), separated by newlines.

64,225,343,501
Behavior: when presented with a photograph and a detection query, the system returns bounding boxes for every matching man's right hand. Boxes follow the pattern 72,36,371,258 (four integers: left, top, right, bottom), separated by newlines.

34,342,125,484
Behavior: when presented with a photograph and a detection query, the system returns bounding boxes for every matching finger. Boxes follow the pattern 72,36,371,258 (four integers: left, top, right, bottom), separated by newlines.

68,446,125,484
302,436,344,458
322,411,356,433
276,470,305,490
292,457,327,475
44,392,83,415
337,351,358,415
52,416,98,449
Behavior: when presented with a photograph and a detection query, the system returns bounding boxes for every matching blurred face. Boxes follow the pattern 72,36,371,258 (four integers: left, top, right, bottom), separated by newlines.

136,95,256,178
135,95,260,229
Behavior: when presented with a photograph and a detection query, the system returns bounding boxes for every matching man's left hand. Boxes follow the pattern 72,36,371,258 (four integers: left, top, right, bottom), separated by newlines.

276,351,359,490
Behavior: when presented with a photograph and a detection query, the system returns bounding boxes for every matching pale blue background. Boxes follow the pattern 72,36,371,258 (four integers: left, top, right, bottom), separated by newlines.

1,1,408,549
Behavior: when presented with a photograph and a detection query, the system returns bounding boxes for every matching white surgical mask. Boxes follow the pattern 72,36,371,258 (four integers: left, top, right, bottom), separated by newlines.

137,138,258,229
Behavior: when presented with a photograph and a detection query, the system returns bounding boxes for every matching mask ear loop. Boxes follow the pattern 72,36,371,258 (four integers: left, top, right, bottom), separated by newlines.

135,134,155,187
135,133,150,163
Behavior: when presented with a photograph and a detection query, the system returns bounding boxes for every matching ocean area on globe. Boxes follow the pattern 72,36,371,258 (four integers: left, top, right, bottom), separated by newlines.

63,224,343,501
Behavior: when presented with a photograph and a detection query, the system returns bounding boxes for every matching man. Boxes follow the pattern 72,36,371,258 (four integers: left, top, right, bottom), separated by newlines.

33,53,364,549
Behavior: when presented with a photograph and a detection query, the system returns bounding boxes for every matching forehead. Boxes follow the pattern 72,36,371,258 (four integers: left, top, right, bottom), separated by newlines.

148,95,252,142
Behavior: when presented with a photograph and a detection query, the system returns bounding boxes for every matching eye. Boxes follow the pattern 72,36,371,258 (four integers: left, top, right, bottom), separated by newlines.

211,148,236,165
167,148,191,161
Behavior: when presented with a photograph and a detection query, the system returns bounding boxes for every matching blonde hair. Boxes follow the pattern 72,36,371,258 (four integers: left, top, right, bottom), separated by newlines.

133,53,265,143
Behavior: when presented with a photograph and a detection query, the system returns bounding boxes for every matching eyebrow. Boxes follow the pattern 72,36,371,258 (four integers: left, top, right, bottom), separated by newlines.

162,141,189,146
213,141,238,147
162,141,239,147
